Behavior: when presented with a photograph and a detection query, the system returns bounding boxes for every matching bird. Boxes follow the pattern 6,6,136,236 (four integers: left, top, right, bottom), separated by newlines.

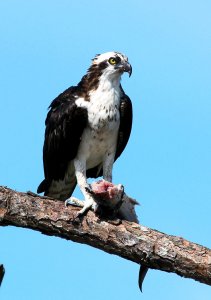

37,51,133,215
37,51,148,291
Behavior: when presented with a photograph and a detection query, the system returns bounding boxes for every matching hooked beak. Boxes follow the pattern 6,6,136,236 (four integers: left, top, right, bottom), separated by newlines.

123,61,132,77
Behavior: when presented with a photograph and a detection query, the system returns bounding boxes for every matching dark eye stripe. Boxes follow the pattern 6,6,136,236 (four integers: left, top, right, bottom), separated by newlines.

114,56,121,64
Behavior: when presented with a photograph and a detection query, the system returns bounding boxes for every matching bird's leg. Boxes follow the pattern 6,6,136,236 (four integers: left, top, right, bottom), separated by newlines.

73,158,97,216
103,152,115,182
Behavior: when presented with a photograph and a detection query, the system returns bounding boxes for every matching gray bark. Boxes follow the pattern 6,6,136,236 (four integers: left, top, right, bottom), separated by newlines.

0,186,211,286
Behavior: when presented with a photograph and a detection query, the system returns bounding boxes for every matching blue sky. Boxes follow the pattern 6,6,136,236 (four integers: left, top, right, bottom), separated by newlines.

0,0,211,299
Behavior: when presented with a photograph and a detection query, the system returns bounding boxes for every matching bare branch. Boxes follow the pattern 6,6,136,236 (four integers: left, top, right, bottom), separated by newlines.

0,186,211,286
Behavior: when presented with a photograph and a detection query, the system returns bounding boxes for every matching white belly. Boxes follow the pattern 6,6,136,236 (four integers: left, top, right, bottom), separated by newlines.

77,115,120,169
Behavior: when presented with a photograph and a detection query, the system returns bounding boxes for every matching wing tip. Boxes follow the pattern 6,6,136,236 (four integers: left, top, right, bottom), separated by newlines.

37,179,48,194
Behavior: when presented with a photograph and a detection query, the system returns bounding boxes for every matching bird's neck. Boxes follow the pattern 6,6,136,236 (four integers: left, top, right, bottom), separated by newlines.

88,73,121,110
78,67,122,99
98,72,121,91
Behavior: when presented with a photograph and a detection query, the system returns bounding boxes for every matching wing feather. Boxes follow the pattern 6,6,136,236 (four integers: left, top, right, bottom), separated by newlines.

37,87,88,193
38,87,132,192
115,93,133,160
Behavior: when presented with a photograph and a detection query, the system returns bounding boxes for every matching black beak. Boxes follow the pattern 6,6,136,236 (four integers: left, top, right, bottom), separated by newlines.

123,62,132,77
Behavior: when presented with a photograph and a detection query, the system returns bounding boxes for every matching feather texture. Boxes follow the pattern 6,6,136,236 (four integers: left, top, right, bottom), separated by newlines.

37,52,133,201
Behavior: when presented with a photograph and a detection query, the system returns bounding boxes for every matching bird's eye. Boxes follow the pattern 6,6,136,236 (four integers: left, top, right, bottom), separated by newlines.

108,57,117,65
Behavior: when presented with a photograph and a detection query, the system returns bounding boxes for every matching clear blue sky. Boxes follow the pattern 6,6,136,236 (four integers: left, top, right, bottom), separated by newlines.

0,1,211,299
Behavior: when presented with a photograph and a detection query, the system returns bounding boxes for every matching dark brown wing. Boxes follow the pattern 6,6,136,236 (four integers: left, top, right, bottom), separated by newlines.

115,93,133,160
37,87,88,194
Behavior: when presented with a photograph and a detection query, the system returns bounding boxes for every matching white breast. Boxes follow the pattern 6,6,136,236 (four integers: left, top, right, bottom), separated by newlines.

75,78,121,168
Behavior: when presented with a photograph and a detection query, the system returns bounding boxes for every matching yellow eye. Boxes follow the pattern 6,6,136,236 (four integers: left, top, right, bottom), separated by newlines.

109,57,117,65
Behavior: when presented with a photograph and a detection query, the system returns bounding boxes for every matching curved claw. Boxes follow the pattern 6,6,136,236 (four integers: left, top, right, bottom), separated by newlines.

65,199,75,207
65,197,84,207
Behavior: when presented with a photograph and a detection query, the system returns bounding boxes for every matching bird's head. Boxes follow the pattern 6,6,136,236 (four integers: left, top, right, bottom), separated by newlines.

91,51,132,79
78,52,132,94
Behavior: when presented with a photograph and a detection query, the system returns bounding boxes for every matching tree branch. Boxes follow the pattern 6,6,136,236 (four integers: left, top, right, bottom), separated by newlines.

0,186,211,286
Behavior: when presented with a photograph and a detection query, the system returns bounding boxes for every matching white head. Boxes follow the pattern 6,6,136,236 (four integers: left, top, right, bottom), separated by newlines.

78,52,132,94
91,51,132,78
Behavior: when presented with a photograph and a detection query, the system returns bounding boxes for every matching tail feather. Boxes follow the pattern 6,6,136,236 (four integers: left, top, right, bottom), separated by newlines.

37,176,77,201
37,179,49,194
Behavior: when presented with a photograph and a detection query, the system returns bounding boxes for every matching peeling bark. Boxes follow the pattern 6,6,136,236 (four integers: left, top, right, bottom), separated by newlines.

0,186,211,286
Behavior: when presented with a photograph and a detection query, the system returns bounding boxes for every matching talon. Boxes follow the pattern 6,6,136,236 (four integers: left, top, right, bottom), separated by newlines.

65,197,84,207
65,198,79,207
71,212,83,223
77,206,90,216
65,199,73,207
72,206,90,221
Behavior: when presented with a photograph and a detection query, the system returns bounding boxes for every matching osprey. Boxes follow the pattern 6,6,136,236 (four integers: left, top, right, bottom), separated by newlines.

37,51,132,215
37,52,148,290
